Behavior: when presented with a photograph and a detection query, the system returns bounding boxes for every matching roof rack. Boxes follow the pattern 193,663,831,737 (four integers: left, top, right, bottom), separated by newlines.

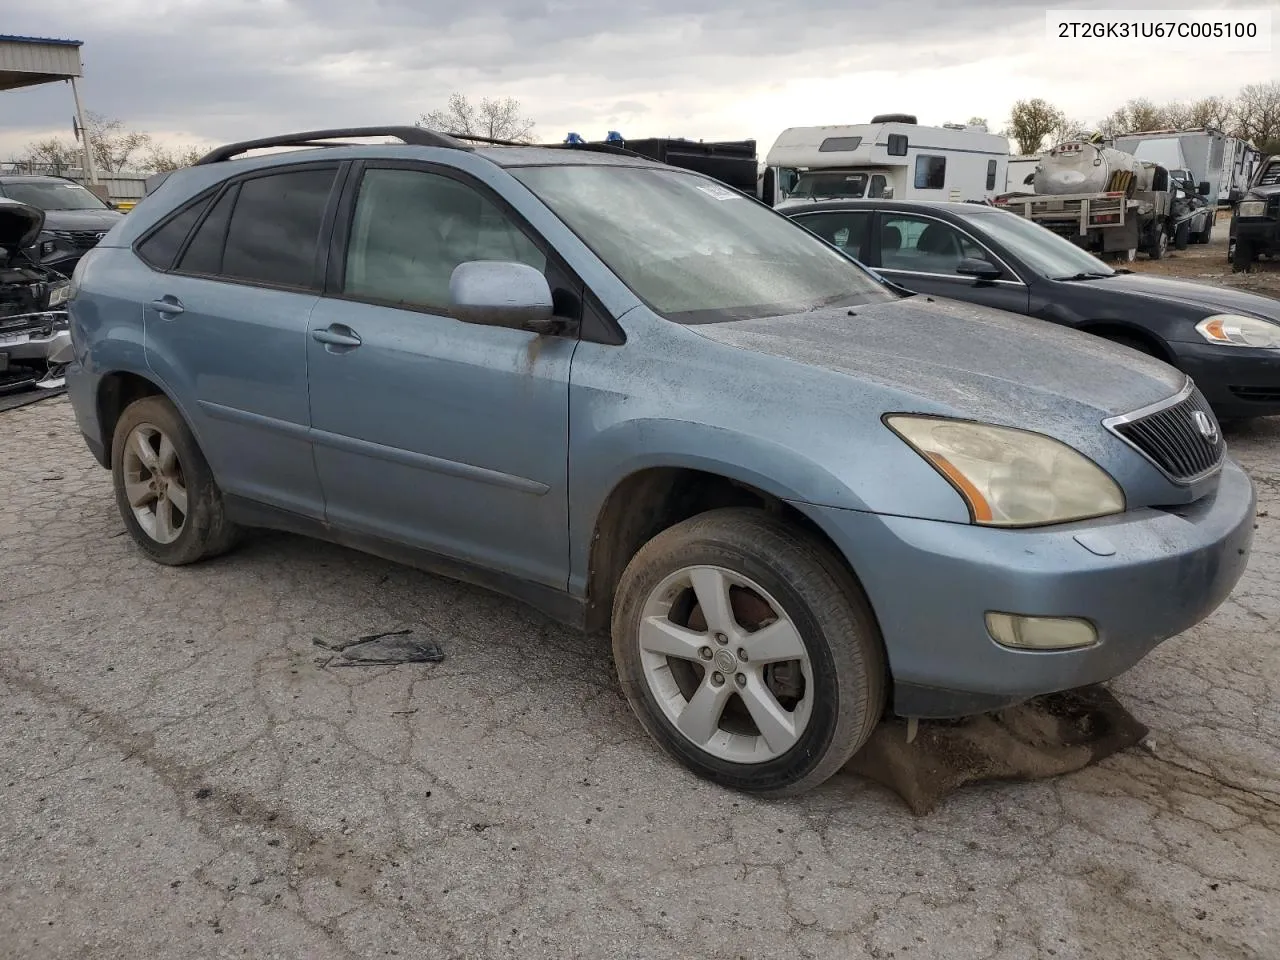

194,126,470,165
448,133,647,160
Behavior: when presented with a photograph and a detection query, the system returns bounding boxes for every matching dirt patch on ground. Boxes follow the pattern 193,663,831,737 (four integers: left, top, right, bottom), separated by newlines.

1122,210,1280,299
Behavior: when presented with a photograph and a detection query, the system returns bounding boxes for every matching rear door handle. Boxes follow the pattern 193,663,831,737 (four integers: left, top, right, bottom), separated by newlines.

148,296,184,317
311,325,362,348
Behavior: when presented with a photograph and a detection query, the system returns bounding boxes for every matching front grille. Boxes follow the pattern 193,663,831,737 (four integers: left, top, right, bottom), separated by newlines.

54,230,105,250
1104,382,1225,483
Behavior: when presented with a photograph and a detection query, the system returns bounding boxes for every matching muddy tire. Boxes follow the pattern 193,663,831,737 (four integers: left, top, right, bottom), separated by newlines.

611,508,886,796
1232,240,1256,273
1174,221,1191,251
1147,228,1168,260
111,395,240,565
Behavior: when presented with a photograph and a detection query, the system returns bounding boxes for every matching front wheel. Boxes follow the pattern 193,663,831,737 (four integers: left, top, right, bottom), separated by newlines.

1147,228,1169,260
611,508,886,795
1174,221,1191,251
111,395,240,565
1232,240,1257,273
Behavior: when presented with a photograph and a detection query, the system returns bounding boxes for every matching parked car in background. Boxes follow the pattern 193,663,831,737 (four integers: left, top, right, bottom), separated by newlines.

1229,154,1279,272
0,198,73,392
0,175,124,277
784,198,1280,420
66,127,1255,795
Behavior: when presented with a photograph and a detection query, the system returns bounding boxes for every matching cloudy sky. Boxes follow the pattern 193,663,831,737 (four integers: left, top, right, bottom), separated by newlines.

1,0,1275,162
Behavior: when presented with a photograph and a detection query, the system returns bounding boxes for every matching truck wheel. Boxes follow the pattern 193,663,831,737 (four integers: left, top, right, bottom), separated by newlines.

611,508,886,795
1174,222,1191,250
1195,219,1213,244
1147,228,1169,260
111,395,241,565
1232,240,1256,273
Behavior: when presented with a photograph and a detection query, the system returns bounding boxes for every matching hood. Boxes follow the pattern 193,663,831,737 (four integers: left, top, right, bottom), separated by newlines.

691,295,1185,424
1091,273,1280,320
1244,183,1280,199
0,199,45,252
39,208,124,232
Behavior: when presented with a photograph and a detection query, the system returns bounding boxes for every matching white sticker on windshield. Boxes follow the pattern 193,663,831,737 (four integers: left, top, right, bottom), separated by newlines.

696,183,741,200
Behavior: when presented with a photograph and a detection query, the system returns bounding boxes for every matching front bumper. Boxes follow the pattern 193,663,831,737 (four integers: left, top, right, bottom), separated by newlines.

802,458,1256,718
1169,341,1280,418
1233,220,1277,253
0,315,72,390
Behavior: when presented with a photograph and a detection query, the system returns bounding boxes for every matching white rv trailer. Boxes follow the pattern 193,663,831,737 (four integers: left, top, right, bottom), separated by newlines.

1112,127,1260,205
1005,155,1042,194
763,115,1010,208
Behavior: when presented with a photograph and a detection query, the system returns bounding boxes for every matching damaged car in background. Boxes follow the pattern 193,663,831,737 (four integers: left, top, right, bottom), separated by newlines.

0,199,74,392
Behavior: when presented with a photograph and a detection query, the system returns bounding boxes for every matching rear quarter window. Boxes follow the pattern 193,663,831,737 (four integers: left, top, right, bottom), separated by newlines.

136,193,214,270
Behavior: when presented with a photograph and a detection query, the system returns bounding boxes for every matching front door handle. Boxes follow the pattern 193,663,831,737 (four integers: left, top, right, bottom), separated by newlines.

311,325,362,348
148,296,184,317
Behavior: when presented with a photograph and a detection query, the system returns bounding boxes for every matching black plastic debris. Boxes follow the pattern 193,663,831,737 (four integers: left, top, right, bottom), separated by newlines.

313,630,445,667
846,684,1149,815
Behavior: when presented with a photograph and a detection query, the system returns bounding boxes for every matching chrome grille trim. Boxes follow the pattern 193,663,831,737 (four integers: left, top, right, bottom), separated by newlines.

1102,378,1226,485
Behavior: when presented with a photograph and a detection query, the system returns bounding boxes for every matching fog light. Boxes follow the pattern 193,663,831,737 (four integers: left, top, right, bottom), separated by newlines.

986,613,1097,651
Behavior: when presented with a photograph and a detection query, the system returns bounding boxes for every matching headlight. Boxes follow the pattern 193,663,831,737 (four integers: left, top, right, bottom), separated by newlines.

886,416,1125,527
1195,314,1280,348
47,282,71,308
1237,200,1268,218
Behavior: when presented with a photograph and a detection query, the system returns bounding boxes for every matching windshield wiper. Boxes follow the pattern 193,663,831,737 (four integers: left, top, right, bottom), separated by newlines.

1055,272,1114,281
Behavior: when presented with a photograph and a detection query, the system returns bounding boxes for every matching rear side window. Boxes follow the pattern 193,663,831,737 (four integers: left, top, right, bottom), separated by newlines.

177,185,237,275
914,155,946,190
136,193,213,270
886,134,908,157
986,160,998,190
220,168,337,288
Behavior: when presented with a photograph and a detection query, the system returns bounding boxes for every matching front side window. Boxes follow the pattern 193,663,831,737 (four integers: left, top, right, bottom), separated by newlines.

219,168,337,288
515,165,895,324
3,179,110,211
914,156,946,190
877,214,992,275
342,168,546,312
793,211,871,261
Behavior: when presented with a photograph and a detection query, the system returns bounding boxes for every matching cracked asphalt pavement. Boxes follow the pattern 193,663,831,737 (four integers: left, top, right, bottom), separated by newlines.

2,397,1278,960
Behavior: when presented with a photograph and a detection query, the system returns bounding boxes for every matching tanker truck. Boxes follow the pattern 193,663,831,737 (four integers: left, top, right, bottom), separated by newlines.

994,140,1176,261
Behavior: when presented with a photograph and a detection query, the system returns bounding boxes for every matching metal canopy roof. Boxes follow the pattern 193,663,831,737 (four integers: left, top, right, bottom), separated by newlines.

0,34,84,92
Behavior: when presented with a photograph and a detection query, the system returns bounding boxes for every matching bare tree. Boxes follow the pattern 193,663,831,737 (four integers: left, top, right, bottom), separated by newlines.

11,137,81,174
1183,96,1234,130
1099,98,1171,137
1005,99,1066,155
418,93,536,143
966,116,988,128
1049,115,1089,146
10,112,152,175
1234,81,1280,155
141,143,206,173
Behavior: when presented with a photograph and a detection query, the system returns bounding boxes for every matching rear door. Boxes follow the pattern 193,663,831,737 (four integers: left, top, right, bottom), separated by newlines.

138,164,343,519
868,210,1030,314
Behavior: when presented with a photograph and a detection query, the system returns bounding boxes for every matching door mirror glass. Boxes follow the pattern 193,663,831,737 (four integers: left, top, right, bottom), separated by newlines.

956,257,1002,280
1198,181,1212,196
450,261,554,331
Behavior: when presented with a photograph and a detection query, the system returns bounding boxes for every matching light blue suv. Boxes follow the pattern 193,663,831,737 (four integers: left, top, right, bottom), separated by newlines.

65,127,1255,794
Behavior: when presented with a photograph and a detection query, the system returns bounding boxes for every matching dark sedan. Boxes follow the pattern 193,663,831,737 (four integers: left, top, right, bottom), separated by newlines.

783,199,1280,420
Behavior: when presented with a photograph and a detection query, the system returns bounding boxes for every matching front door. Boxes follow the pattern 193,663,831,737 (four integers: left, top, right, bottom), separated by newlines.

869,211,1030,314
306,164,576,589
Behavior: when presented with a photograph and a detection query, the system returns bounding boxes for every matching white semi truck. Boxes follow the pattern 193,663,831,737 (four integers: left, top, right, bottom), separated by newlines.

761,115,1010,208
1112,127,1260,207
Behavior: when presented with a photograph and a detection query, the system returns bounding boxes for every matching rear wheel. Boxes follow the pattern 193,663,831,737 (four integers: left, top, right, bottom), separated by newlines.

1195,218,1214,244
611,508,886,795
111,396,240,565
1147,227,1169,260
1174,221,1191,251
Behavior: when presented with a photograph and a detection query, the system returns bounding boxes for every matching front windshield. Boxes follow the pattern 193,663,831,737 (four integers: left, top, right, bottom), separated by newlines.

514,165,896,324
789,171,868,200
3,180,110,211
964,206,1116,280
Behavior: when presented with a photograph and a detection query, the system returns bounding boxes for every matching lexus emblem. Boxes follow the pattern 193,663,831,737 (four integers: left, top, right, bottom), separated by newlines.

1192,410,1219,444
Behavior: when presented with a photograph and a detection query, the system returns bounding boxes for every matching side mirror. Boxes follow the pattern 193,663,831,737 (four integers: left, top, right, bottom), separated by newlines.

449,261,556,333
881,186,894,199
956,257,1002,280
1198,181,1211,197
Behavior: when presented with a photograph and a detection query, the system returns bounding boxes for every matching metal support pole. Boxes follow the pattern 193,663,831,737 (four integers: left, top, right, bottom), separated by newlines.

68,76,99,185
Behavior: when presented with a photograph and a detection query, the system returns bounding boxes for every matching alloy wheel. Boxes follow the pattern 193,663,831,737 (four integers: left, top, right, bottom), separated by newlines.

121,423,189,544
637,565,814,763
